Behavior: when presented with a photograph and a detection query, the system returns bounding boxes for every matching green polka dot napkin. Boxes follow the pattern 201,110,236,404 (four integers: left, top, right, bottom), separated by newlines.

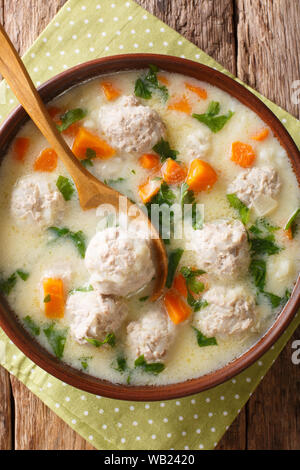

0,0,299,451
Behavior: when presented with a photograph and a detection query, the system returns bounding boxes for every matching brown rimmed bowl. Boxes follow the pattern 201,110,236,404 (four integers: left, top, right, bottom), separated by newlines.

0,54,299,401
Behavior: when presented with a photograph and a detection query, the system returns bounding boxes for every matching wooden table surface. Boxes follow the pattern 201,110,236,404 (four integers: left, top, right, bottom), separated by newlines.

0,0,299,450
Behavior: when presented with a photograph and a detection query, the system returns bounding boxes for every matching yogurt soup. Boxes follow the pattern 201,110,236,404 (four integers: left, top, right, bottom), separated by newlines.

0,66,299,386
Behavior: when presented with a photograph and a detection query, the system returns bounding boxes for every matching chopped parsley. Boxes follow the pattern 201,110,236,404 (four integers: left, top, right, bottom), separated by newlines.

192,326,217,347
24,316,40,336
166,248,184,288
80,356,92,371
48,226,86,258
56,175,75,201
249,259,266,291
43,294,51,303
180,266,206,294
69,285,94,295
226,193,250,225
56,108,87,132
81,148,97,167
134,354,165,375
192,101,234,133
180,183,203,230
43,323,68,359
139,296,149,302
187,290,208,312
152,138,178,163
85,332,116,348
0,268,30,296
284,208,300,238
249,235,281,256
146,182,176,244
134,64,169,101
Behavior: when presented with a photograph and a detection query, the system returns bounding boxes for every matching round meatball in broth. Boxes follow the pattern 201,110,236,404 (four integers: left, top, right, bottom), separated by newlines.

189,220,250,279
227,167,281,215
66,290,127,345
126,303,176,363
85,226,155,296
10,175,65,228
99,95,166,154
195,285,256,339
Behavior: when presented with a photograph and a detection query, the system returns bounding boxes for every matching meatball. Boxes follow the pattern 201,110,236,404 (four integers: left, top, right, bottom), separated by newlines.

10,175,64,227
227,167,281,209
99,95,166,154
184,128,211,159
195,285,256,338
190,220,250,279
126,303,176,362
66,290,128,345
85,226,155,296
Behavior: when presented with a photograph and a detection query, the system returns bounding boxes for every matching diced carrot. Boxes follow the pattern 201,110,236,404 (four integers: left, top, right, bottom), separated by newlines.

47,106,62,120
72,127,116,160
138,178,162,204
157,74,170,86
164,290,192,325
162,158,187,185
101,81,121,101
168,96,191,114
185,82,207,100
43,278,65,319
231,141,256,168
251,128,269,141
186,158,218,192
285,227,293,240
173,273,188,298
13,137,30,163
139,153,160,170
34,148,58,172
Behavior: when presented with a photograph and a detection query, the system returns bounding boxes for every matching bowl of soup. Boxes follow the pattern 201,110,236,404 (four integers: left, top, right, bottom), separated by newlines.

0,54,299,401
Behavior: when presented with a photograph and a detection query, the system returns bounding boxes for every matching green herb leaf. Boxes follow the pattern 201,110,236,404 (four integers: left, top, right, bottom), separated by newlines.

134,65,169,101
262,291,282,309
180,266,206,294
24,316,40,336
69,285,94,295
187,289,208,312
48,226,86,258
16,270,29,281
113,356,128,373
56,108,87,132
43,294,51,303
134,354,165,375
249,259,266,291
192,326,217,347
80,356,92,371
284,208,300,238
193,101,234,133
85,332,116,348
56,175,75,201
139,296,149,302
250,235,281,256
227,193,250,225
152,138,179,163
43,323,68,359
166,248,184,288
0,272,17,295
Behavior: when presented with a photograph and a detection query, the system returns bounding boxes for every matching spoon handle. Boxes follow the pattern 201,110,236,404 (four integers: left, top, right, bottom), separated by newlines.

0,24,109,204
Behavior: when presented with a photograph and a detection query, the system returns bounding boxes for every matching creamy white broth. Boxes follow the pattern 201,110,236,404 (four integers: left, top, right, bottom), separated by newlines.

0,69,299,386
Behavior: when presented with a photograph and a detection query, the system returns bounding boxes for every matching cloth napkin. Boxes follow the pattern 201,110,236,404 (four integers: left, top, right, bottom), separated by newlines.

0,0,299,451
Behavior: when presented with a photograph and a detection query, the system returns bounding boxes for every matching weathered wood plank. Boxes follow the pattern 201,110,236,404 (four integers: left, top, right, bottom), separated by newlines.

247,327,300,450
0,365,12,450
216,410,246,450
3,0,67,55
10,376,94,450
236,0,300,118
138,0,237,75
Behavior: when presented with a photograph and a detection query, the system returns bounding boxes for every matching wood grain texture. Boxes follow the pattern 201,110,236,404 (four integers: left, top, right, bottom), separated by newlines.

0,0,299,450
138,0,237,75
0,366,12,450
236,0,300,119
10,376,94,450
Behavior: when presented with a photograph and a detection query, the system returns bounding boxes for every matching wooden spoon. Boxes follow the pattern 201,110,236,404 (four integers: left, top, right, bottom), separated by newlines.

0,24,167,300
